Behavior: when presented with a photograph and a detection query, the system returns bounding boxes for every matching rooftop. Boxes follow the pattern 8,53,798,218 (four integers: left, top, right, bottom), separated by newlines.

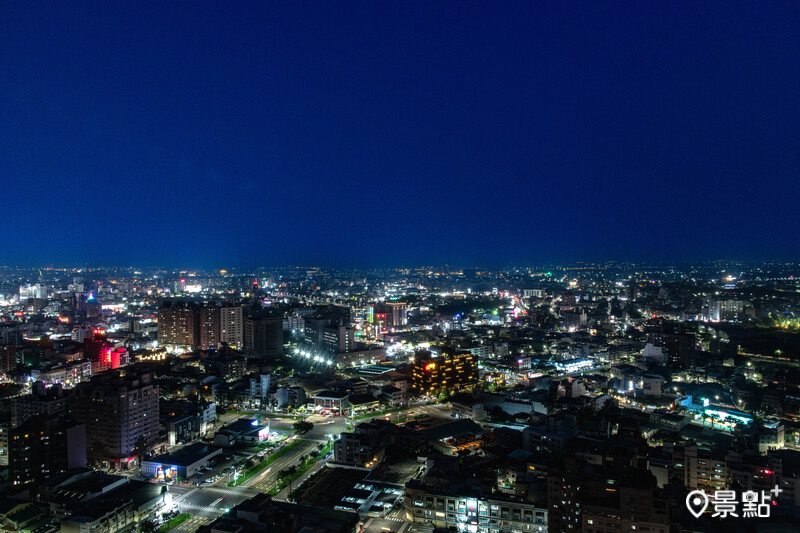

145,442,221,467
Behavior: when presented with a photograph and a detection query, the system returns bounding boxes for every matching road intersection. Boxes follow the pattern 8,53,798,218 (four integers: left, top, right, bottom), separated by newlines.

163,404,447,531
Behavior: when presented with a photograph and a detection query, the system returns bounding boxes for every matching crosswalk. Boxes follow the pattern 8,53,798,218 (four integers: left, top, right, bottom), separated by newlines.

177,502,227,514
168,515,212,533
203,486,260,497
171,487,198,505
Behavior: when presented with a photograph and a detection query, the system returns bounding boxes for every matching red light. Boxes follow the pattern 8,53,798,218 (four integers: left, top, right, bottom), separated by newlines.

180,279,185,283
425,363,435,372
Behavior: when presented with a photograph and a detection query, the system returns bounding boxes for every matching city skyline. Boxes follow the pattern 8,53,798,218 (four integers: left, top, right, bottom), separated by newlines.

1,2,799,532
3,259,800,273
2,258,800,532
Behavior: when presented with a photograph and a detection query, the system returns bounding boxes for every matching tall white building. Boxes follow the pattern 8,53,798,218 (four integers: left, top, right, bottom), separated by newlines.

249,373,272,400
219,306,243,348
19,284,47,300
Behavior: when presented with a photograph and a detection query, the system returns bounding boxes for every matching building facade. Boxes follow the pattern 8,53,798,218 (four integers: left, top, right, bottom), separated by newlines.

69,370,159,467
411,349,478,395
157,301,198,348
404,483,547,533
244,315,284,359
219,306,244,348
9,414,86,485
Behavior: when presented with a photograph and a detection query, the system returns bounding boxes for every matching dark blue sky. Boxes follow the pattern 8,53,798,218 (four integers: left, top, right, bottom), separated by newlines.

2,2,799,267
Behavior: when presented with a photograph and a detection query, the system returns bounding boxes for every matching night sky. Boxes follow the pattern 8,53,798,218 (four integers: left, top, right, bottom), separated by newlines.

2,2,799,267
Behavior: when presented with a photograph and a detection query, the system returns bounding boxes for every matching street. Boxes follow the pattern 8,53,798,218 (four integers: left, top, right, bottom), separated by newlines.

161,404,450,532
245,438,318,493
361,517,410,533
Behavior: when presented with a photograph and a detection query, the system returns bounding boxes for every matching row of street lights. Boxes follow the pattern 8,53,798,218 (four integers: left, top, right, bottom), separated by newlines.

293,348,334,366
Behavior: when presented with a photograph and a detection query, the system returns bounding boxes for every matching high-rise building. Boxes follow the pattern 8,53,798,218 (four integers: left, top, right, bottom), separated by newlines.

304,305,353,354
11,381,66,427
249,373,272,404
198,305,220,350
69,370,159,467
158,301,198,348
410,348,478,395
83,328,110,359
71,325,93,343
369,301,408,333
83,329,129,374
73,292,91,315
706,298,747,322
8,414,86,485
19,283,47,300
244,314,283,360
0,344,17,373
645,320,696,369
159,301,242,351
0,323,22,345
321,325,355,354
219,306,243,348
86,298,102,318
384,301,408,330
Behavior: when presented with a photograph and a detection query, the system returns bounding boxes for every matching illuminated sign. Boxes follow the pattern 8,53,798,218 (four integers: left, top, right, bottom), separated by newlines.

425,363,435,372
467,499,478,524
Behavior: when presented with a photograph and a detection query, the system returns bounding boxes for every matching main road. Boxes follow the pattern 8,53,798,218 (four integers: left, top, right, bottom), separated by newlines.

244,438,319,493
165,404,448,532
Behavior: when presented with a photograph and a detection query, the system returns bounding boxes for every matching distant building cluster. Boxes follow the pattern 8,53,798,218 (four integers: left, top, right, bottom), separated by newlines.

0,263,800,532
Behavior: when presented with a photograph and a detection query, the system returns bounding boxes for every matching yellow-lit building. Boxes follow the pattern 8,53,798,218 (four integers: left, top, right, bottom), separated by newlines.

411,349,478,395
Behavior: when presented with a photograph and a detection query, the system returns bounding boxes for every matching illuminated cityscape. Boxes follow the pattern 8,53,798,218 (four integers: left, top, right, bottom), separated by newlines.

2,3,800,533
1,263,800,532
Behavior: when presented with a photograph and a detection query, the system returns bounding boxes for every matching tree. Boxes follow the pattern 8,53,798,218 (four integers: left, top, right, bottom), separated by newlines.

138,520,157,533
280,465,297,477
745,389,765,414
293,421,314,435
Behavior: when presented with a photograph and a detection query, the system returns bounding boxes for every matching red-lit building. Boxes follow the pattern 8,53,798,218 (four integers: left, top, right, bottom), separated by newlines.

84,329,128,373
